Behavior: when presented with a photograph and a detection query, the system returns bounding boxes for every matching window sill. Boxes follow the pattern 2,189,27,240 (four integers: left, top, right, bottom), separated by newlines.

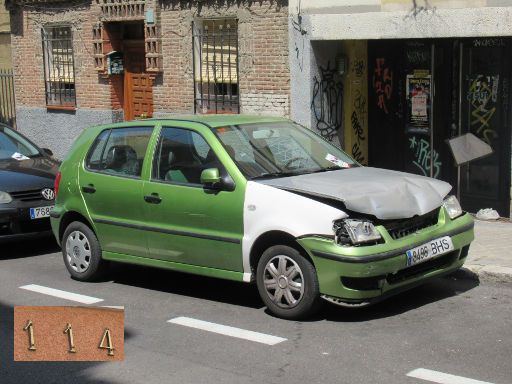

46,105,77,111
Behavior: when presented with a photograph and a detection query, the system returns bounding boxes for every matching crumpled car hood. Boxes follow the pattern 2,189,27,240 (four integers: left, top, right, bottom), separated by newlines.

258,167,452,220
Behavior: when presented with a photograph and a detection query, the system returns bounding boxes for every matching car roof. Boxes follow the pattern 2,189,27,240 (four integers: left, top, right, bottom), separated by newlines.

147,114,288,128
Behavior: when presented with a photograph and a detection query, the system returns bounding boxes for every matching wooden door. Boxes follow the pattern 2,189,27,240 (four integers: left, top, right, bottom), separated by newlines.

123,41,153,121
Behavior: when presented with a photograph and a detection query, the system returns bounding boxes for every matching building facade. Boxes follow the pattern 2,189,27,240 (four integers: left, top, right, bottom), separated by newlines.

289,0,512,217
0,0,11,69
8,0,289,158
0,0,14,126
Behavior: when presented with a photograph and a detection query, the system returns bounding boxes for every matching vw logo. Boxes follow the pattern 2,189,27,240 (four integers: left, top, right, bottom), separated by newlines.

41,188,55,201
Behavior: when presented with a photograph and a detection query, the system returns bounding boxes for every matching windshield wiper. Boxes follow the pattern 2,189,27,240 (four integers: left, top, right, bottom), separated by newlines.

251,171,302,180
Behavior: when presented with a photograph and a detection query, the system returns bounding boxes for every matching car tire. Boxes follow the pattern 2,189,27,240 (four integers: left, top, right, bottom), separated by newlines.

256,245,322,320
62,221,108,281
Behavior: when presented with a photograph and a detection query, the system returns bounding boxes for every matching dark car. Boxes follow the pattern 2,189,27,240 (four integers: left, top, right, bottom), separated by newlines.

0,123,60,241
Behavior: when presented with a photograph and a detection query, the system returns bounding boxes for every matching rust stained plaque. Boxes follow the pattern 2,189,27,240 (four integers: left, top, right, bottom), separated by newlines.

14,306,124,361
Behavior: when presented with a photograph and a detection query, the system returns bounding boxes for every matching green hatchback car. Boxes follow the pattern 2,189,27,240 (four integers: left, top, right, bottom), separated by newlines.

51,116,474,319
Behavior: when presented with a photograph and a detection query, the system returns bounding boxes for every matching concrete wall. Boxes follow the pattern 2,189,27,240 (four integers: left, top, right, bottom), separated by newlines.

0,33,11,69
0,0,9,33
0,1,11,69
154,1,289,117
16,107,117,159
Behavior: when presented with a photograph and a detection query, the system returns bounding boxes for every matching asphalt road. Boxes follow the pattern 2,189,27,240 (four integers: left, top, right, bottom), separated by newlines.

1,237,511,384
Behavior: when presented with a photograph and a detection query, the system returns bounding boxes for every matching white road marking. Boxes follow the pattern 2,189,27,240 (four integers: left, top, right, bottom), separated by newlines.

19,284,103,305
407,368,496,384
167,316,287,346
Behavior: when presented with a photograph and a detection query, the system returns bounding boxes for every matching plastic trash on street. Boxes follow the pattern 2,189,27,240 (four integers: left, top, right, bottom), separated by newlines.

476,208,500,221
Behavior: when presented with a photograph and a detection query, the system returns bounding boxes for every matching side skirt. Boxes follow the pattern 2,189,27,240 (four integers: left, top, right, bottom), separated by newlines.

102,251,246,283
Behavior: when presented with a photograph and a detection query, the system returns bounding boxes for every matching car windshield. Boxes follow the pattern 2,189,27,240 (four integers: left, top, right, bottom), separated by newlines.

213,122,358,179
0,125,41,160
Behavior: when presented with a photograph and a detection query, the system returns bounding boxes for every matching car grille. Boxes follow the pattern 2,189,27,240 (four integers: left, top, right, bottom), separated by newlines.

383,209,440,240
10,189,45,202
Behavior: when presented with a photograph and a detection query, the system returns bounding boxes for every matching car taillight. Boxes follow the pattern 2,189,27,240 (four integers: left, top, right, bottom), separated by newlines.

54,171,61,198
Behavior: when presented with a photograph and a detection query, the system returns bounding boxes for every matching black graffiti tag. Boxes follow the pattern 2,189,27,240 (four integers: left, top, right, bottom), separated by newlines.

351,111,365,163
311,62,343,141
352,60,365,78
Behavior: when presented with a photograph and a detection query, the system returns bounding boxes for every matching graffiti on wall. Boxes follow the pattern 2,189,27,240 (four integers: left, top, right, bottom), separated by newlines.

406,49,429,65
352,60,365,78
311,62,343,141
473,38,505,48
502,77,509,112
373,58,393,114
405,0,436,20
409,135,442,178
467,74,499,145
351,89,367,163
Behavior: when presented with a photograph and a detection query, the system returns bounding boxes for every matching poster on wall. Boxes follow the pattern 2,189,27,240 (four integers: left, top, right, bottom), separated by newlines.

406,72,431,133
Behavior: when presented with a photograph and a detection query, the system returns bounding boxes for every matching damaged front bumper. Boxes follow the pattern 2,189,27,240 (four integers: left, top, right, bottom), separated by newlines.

297,209,474,304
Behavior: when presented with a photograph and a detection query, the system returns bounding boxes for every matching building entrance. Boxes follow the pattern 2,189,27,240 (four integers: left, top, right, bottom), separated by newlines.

104,22,153,121
368,38,511,217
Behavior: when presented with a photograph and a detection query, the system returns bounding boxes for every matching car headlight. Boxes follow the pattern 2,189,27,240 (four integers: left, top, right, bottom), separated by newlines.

334,219,382,245
0,191,12,204
443,195,463,219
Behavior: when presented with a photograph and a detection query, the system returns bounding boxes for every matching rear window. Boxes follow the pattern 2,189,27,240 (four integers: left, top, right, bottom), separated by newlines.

85,127,153,178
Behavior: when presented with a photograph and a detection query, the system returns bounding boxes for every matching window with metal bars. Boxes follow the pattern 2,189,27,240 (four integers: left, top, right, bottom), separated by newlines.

42,26,76,108
193,19,239,114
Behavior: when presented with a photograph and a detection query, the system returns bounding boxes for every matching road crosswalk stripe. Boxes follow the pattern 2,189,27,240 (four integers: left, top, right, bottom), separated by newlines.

407,368,496,384
19,284,103,304
167,316,287,345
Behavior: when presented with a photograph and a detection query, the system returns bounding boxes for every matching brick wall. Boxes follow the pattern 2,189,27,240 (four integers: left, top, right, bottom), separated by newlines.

10,3,111,110
10,1,289,117
151,0,290,116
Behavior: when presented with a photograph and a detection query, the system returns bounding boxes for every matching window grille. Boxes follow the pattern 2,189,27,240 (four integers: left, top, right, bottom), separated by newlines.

41,26,76,108
193,19,239,114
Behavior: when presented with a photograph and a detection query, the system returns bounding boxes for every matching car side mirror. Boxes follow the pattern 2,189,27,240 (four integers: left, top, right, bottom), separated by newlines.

200,168,221,187
42,148,53,157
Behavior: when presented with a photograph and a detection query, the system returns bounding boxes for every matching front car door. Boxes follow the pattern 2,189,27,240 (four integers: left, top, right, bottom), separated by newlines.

79,124,154,257
142,124,244,273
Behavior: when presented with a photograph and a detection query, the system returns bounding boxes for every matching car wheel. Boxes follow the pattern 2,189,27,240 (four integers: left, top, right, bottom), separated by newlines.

256,245,322,320
62,221,108,281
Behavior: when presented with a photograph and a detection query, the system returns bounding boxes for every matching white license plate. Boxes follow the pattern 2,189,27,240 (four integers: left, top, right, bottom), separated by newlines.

29,206,53,219
406,236,454,267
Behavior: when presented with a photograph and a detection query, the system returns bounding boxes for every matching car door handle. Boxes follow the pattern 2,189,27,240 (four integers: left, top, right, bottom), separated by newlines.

82,185,96,194
144,193,162,204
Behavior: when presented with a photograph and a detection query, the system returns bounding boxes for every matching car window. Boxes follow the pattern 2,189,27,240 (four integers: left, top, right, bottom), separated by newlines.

86,129,110,170
152,127,225,185
85,127,153,178
0,126,41,160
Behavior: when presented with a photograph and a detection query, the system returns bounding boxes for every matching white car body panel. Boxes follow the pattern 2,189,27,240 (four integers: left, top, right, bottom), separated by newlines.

241,181,347,281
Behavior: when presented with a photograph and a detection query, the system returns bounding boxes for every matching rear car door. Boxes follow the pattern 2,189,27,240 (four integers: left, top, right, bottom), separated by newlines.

79,124,154,257
142,124,244,272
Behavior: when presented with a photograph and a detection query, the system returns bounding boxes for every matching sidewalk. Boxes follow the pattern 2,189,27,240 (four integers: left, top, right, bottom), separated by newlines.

464,218,512,283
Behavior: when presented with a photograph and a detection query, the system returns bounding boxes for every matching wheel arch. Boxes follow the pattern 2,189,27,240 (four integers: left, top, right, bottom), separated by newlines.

59,211,96,243
249,230,313,275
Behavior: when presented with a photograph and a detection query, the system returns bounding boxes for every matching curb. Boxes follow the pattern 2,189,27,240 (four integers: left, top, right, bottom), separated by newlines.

463,264,512,284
